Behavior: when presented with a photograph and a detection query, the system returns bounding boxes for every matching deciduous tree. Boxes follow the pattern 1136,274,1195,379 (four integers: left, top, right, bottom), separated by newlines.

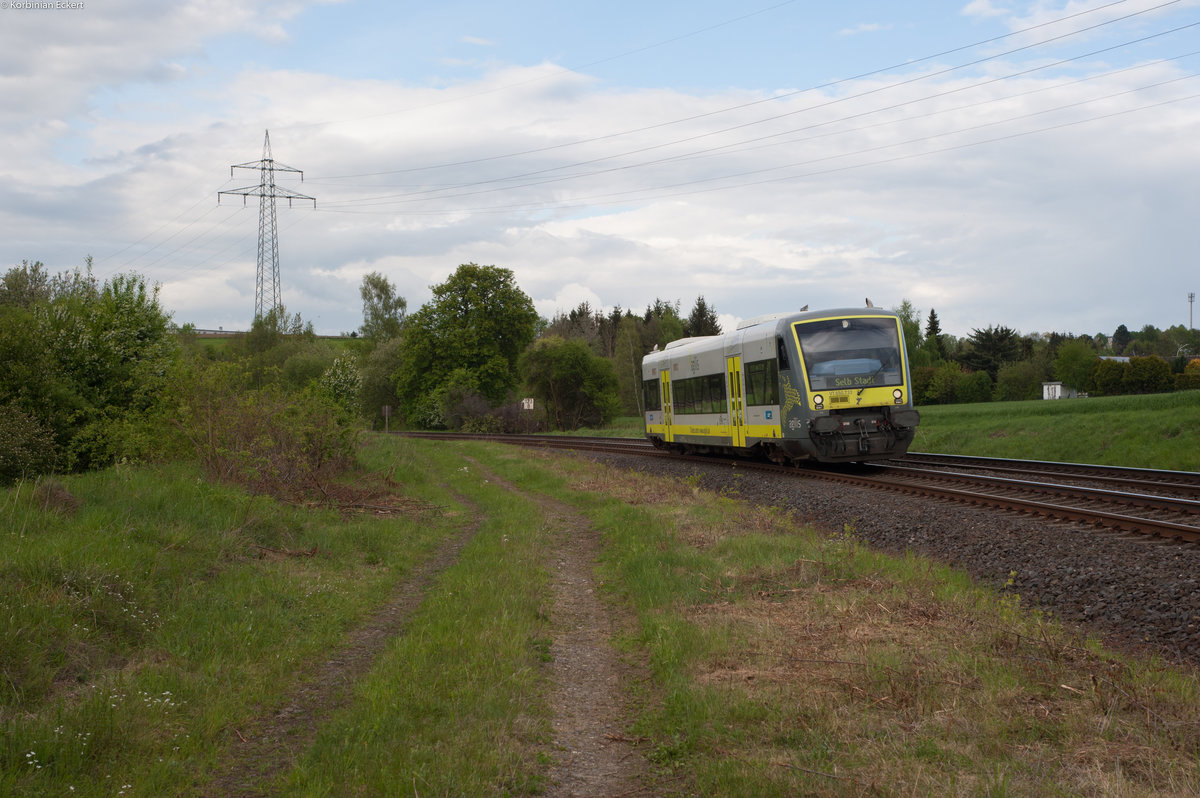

1053,339,1098,392
396,264,538,425
520,336,621,430
894,299,924,367
359,271,407,342
995,360,1046,401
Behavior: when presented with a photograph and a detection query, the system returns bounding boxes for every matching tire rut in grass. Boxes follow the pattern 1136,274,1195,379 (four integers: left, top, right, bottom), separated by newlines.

204,492,482,798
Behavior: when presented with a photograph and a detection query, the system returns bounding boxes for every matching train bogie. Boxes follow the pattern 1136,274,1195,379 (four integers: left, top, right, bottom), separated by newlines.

643,305,919,464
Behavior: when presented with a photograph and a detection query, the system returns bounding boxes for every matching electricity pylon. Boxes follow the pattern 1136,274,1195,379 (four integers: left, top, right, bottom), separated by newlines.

219,130,315,322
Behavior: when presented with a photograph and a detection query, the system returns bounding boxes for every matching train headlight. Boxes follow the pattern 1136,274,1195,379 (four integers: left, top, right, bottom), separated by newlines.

893,389,903,403
813,394,824,408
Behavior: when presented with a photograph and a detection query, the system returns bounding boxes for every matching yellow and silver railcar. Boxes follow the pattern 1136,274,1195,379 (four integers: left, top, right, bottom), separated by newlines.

642,306,920,463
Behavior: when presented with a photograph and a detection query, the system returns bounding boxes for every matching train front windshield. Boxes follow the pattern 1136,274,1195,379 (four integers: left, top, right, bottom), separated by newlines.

794,317,904,391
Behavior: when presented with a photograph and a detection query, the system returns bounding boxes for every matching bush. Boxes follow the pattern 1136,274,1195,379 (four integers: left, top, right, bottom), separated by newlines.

1124,355,1172,394
995,360,1045,402
921,362,962,405
956,371,994,404
910,366,937,405
318,355,362,413
461,414,503,434
1090,359,1127,396
1174,372,1200,391
0,265,178,474
407,393,446,430
175,363,357,499
281,346,334,390
0,401,57,483
493,401,544,433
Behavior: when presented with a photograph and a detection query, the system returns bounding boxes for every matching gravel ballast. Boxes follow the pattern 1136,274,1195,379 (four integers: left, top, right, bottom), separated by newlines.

590,452,1200,666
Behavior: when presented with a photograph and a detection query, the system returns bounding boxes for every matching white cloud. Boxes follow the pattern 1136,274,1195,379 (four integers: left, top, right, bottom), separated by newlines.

838,23,889,36
962,1,1010,20
4,0,1200,342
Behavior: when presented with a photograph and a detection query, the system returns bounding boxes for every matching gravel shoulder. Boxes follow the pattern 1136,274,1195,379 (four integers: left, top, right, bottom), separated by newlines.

588,452,1200,667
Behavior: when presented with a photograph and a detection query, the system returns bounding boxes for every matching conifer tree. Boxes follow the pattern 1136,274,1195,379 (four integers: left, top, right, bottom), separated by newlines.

925,308,947,360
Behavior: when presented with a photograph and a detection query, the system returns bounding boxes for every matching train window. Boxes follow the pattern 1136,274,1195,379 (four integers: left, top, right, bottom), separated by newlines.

793,317,904,391
776,337,791,371
683,379,694,413
744,359,779,406
671,374,727,415
706,373,727,414
643,379,661,412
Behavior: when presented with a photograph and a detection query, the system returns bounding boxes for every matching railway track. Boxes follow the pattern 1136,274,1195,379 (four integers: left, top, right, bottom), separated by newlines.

396,432,1200,544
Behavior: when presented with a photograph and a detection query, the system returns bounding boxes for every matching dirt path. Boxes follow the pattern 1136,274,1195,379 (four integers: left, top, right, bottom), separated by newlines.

462,456,648,795
206,458,646,796
514,486,647,796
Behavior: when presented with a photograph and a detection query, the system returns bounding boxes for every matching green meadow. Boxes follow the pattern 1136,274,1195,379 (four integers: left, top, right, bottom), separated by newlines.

2,428,1198,795
912,391,1200,471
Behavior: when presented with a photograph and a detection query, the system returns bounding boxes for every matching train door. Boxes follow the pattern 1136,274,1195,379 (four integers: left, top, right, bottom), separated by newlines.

660,371,674,443
726,356,746,447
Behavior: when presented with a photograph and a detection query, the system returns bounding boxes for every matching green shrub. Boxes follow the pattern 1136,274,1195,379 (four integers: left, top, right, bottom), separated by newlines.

174,363,358,499
0,401,57,483
1124,355,1172,394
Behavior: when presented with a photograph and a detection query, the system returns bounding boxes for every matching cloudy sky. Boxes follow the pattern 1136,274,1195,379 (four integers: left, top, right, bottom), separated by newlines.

3,0,1198,338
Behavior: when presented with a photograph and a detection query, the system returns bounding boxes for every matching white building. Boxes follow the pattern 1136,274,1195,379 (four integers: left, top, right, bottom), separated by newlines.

1041,381,1079,400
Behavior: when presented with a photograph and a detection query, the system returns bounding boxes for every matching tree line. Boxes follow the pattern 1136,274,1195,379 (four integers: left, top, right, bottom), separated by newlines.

3,257,1196,485
893,301,1200,404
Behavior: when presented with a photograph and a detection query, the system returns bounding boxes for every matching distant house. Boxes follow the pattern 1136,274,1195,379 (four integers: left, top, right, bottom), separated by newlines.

1042,381,1079,400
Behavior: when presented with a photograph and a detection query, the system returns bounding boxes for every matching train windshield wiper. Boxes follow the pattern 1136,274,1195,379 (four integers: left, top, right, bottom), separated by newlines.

857,363,886,395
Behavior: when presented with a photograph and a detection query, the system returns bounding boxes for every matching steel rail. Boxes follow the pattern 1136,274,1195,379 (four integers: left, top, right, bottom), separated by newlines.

877,465,1200,518
789,466,1200,543
896,452,1200,495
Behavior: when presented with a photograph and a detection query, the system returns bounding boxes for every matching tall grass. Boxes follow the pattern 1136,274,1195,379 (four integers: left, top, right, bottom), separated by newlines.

0,458,448,796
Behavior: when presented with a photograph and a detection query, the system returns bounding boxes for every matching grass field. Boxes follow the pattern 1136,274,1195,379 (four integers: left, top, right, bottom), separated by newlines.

3,434,1199,795
911,391,1200,471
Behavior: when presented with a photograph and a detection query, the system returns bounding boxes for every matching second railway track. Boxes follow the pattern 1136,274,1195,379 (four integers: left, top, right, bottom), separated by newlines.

399,432,1200,544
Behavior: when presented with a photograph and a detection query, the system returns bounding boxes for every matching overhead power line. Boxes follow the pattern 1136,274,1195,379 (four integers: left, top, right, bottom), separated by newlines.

308,0,1172,183
314,23,1200,212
